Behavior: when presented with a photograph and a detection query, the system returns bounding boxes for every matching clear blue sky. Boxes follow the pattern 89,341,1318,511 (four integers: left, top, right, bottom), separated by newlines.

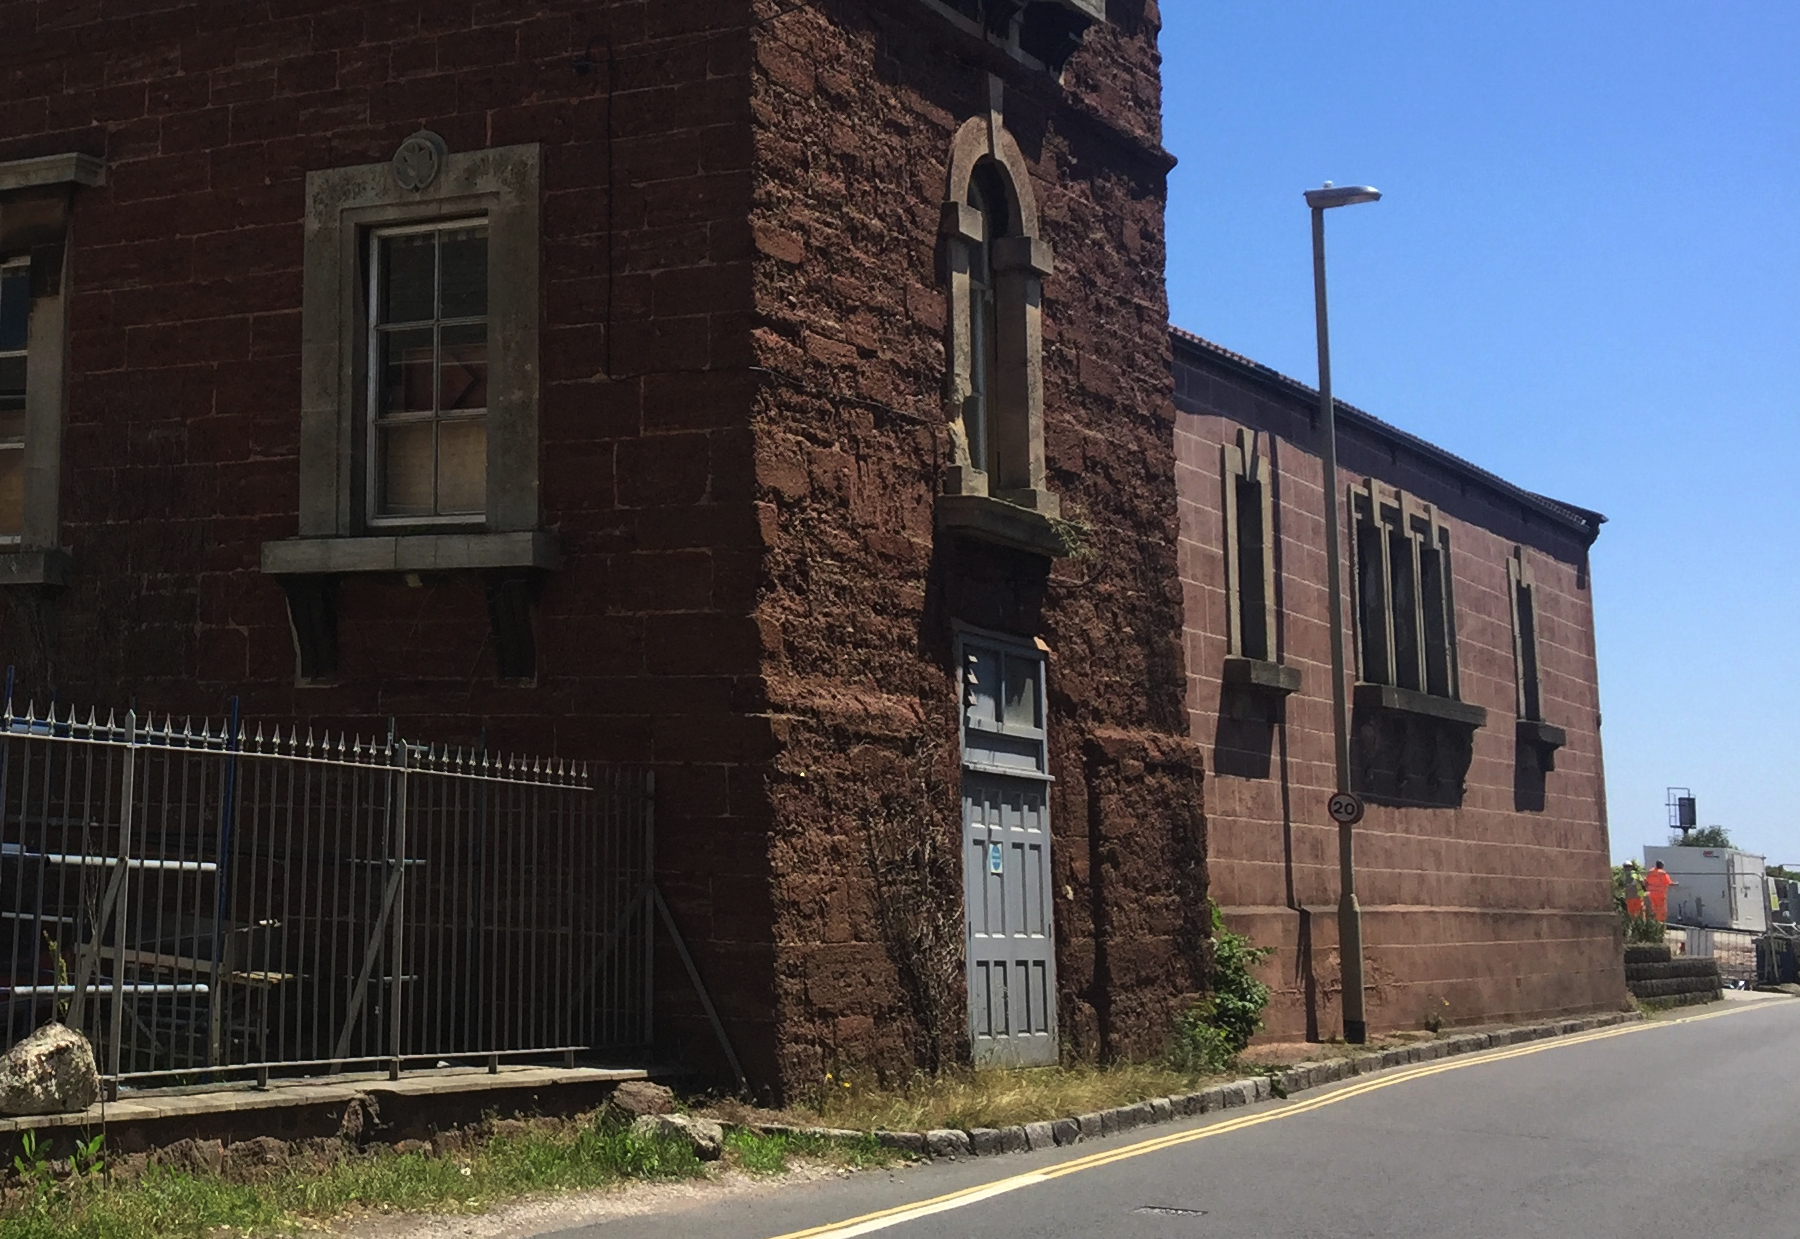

1159,2,1800,865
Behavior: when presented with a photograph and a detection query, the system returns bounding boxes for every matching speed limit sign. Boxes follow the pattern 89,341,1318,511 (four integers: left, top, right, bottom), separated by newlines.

1327,791,1365,826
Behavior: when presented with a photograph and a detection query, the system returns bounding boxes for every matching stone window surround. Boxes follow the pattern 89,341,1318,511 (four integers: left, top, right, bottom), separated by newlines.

0,153,104,588
259,139,551,684
1509,545,1567,767
934,104,1064,558
1349,479,1471,715
1219,429,1300,700
910,0,1106,74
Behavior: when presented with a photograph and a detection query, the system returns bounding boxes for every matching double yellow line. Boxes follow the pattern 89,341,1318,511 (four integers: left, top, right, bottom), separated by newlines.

768,1003,1763,1239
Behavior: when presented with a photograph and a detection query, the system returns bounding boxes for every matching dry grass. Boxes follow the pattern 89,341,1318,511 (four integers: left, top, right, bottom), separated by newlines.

756,1063,1240,1133
705,1032,1456,1135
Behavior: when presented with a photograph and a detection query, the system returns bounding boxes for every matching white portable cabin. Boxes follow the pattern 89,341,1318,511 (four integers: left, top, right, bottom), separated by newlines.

1641,846,1769,933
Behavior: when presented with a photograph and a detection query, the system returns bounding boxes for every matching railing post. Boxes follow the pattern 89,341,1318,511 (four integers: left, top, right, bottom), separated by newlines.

106,710,138,1101
388,726,409,1082
643,770,655,1047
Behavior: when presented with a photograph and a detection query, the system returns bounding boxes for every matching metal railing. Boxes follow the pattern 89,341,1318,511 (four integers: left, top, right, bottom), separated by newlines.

0,698,653,1092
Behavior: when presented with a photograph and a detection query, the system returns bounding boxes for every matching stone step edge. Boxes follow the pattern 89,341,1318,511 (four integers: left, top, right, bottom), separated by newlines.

739,1012,1643,1159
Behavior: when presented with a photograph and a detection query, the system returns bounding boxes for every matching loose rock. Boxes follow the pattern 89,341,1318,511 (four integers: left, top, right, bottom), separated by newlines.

610,1080,676,1117
0,1024,99,1116
631,1113,723,1161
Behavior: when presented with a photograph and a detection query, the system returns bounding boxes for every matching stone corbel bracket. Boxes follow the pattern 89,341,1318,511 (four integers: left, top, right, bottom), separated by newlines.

1516,718,1568,772
260,531,560,683
1220,656,1302,723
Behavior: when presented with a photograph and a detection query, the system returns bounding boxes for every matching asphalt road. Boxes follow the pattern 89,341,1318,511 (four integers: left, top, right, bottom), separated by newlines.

558,996,1800,1239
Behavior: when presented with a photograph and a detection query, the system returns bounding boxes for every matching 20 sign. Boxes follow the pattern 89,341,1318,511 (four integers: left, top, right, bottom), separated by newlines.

1327,791,1365,826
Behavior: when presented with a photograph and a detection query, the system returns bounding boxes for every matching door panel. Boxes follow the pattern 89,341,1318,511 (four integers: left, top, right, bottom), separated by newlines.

963,769,1056,1066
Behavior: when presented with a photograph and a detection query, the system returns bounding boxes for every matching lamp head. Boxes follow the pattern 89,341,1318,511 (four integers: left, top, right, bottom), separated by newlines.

1305,182,1382,209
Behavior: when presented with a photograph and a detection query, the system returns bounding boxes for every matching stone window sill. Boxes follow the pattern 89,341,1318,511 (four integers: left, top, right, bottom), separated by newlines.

1353,682,1488,730
259,531,561,577
1517,718,1567,752
0,549,72,588
935,494,1068,558
1222,657,1301,696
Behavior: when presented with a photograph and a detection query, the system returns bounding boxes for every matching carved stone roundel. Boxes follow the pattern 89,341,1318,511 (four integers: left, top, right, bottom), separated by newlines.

392,131,447,192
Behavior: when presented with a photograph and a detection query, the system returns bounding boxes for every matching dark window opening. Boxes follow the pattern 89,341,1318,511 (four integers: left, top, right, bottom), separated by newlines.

1420,540,1452,698
1516,580,1541,722
1234,475,1268,661
1387,524,1419,691
1356,515,1388,686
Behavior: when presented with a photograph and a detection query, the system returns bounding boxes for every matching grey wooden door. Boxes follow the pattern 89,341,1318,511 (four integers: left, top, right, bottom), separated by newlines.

960,634,1057,1066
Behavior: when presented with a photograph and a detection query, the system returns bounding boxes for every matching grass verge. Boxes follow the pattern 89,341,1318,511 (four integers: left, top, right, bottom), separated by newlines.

719,1062,1241,1134
0,1114,899,1239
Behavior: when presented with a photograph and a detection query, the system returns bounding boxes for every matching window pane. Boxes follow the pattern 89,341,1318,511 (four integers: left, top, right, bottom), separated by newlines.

0,268,27,352
379,327,436,416
0,409,22,443
965,646,1001,727
1420,545,1451,698
379,233,436,325
1388,527,1419,691
439,228,487,319
0,355,24,415
439,322,488,411
437,420,486,514
1355,518,1389,685
1517,582,1541,721
1234,476,1268,661
379,422,435,516
0,448,21,537
1003,656,1041,730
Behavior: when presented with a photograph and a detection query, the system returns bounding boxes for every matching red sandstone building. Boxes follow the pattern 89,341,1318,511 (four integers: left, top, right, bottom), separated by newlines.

1172,332,1624,1038
0,1,1619,1096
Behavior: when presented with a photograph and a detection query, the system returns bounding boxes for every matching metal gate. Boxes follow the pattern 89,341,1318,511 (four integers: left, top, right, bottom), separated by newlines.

959,631,1056,1066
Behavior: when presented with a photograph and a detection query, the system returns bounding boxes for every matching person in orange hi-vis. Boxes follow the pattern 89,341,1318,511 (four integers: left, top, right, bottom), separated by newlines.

1645,860,1677,922
1622,862,1646,920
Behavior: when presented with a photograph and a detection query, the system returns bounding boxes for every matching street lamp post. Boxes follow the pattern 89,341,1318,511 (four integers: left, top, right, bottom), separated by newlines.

1305,181,1381,1045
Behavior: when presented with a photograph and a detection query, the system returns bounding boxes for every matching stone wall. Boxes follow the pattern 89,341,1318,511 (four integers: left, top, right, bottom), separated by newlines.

0,0,788,1082
1173,332,1626,1040
746,1,1207,1098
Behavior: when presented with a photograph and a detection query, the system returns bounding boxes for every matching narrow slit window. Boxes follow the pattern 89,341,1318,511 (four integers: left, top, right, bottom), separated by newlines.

1233,474,1269,661
368,221,489,522
1511,551,1543,723
1387,522,1420,691
965,166,1007,479
1355,509,1389,685
0,258,29,541
1419,536,1452,697
1353,483,1461,699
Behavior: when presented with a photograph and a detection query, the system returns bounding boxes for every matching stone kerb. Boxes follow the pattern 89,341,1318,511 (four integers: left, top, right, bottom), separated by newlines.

746,1012,1641,1159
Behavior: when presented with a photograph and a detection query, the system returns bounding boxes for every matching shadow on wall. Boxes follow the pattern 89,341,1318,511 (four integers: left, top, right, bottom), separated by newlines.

1350,705,1473,809
1212,683,1278,780
1513,735,1548,813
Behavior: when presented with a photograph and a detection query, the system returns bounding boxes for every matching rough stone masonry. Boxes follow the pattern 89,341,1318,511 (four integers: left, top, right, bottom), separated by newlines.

0,0,1207,1100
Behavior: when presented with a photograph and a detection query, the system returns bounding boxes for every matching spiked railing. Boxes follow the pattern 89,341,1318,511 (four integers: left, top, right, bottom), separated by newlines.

0,694,653,1094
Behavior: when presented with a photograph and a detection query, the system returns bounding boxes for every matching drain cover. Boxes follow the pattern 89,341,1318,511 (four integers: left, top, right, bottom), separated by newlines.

1136,1205,1208,1217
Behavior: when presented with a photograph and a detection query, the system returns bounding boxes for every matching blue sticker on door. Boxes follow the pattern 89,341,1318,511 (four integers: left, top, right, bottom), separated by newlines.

988,842,1004,875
